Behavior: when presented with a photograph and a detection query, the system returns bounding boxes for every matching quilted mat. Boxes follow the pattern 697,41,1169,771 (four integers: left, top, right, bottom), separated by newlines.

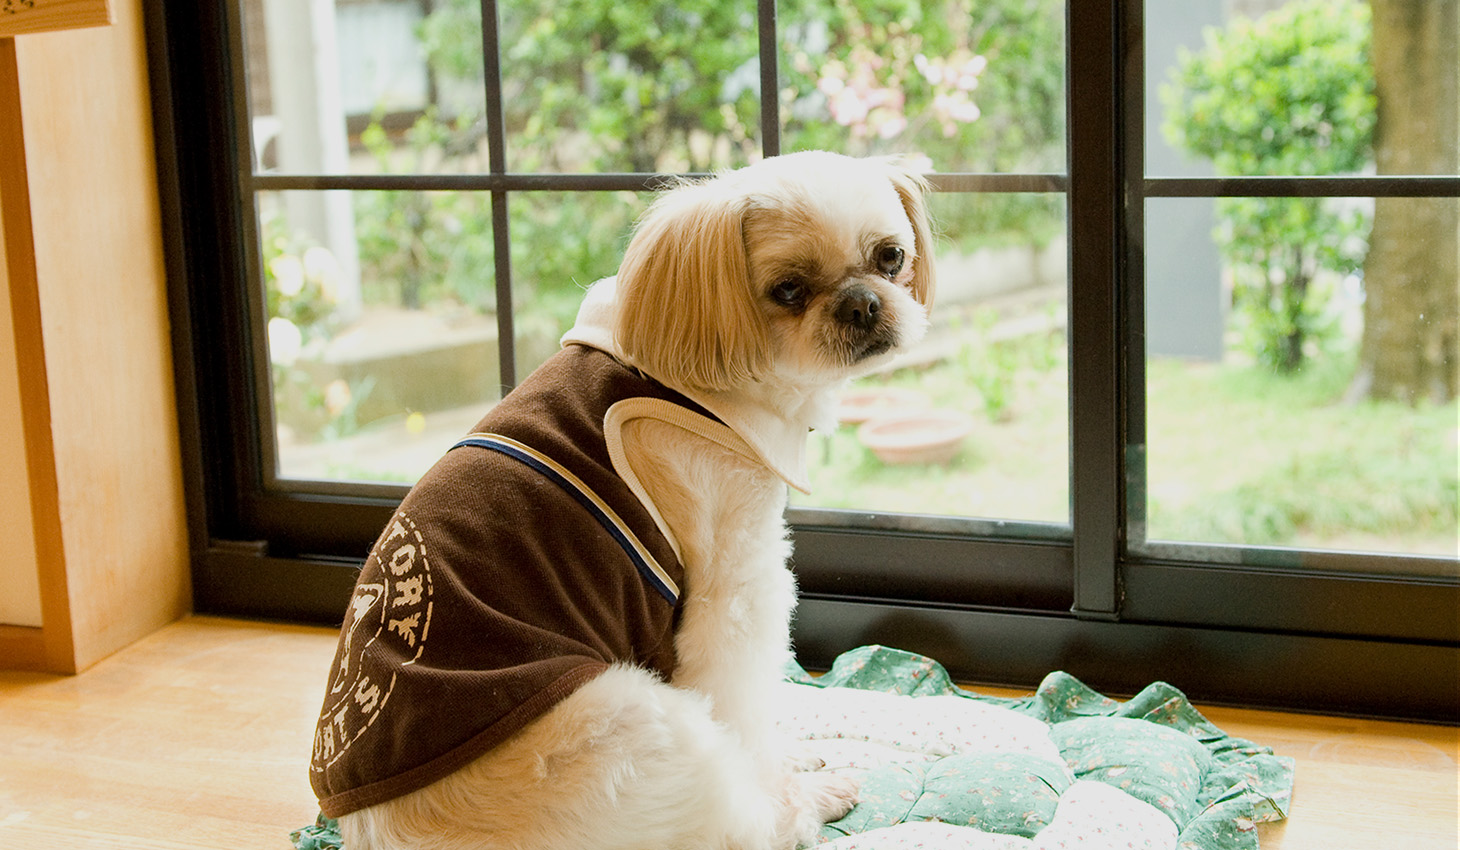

292,645,1294,850
779,646,1293,849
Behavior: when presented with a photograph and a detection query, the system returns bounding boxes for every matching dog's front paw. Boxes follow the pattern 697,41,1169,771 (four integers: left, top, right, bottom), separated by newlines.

776,770,860,847
783,745,827,773
795,770,860,824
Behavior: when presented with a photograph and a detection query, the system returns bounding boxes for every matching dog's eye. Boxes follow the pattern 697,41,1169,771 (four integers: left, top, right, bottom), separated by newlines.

876,246,905,279
770,278,807,308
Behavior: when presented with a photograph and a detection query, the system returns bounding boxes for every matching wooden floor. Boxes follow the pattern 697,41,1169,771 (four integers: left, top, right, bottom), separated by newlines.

0,616,1454,849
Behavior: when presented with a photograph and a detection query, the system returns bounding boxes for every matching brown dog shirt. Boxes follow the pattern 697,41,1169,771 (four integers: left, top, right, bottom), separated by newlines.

309,344,706,817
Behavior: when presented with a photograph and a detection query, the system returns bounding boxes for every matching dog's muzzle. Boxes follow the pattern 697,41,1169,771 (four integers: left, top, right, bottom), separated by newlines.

832,283,897,362
834,284,881,332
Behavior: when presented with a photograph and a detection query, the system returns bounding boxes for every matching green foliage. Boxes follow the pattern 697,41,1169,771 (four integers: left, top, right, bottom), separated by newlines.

796,320,1071,521
799,343,1456,552
779,0,1065,247
1161,0,1374,176
948,308,1051,422
341,0,1069,334
352,113,645,333
509,192,649,332
1162,0,1376,373
495,0,762,172
412,0,1064,230
1217,196,1368,371
353,115,496,312
415,0,484,84
261,218,340,341
319,0,1069,438
781,0,1063,169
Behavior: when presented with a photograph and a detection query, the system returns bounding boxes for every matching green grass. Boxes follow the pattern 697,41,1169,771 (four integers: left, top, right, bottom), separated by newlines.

796,338,1458,557
1144,355,1458,554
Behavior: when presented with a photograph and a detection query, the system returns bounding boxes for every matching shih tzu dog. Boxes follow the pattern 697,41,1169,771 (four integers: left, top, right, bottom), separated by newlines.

310,150,936,849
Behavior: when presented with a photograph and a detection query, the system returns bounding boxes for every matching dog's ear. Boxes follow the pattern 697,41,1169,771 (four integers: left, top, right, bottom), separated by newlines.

881,159,937,309
614,180,769,392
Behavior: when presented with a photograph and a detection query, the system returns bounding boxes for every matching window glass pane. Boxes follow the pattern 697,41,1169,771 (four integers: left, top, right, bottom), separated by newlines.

779,0,1065,173
240,0,489,176
792,193,1069,525
1138,196,1459,568
262,189,502,483
1148,0,1458,179
497,1,761,172
1142,0,1459,572
246,0,1074,532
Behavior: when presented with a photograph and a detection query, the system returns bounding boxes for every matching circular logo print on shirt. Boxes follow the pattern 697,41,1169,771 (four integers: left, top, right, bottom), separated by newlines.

311,512,434,772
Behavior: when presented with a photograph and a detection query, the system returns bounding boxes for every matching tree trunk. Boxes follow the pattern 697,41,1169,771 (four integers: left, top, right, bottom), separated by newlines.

1352,0,1459,404
1281,248,1311,374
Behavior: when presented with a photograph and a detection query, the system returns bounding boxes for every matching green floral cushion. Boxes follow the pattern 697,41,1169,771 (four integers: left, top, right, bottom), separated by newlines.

786,646,1294,850
293,645,1294,850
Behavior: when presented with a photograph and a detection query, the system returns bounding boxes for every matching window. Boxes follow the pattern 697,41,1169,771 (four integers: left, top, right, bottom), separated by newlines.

147,0,1458,720
1137,0,1458,570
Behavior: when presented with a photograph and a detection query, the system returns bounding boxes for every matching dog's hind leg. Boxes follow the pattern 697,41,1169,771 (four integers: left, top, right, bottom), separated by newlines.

339,664,786,850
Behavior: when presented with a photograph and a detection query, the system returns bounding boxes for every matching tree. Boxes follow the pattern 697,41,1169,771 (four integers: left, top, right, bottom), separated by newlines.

1162,0,1375,374
1348,0,1459,404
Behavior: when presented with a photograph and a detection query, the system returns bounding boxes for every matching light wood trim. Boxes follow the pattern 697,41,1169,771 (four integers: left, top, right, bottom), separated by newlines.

0,36,74,673
0,0,111,38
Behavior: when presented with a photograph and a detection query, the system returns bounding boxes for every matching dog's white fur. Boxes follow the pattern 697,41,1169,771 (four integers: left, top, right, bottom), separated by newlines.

338,151,936,850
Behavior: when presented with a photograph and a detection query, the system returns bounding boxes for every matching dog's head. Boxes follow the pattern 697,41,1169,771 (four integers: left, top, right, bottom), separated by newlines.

614,151,936,393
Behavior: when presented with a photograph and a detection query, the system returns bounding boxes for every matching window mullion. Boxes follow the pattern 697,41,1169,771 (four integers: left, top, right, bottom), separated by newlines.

758,0,780,157
1121,0,1150,585
478,0,516,390
1066,0,1124,621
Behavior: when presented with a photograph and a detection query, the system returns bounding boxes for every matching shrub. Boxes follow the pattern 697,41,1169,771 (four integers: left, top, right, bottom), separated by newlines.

1161,0,1376,373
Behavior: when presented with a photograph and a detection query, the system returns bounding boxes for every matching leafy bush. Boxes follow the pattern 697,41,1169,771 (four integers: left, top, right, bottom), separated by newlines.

352,116,497,312
1162,0,1376,373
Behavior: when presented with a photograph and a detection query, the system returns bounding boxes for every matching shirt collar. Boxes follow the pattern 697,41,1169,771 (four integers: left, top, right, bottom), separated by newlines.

560,277,819,494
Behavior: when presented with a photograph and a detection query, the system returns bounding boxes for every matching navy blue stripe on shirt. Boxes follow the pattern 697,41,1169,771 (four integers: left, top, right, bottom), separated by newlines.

450,433,680,605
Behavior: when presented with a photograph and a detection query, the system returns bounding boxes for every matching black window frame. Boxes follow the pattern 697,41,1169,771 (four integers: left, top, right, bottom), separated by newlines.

144,0,1459,722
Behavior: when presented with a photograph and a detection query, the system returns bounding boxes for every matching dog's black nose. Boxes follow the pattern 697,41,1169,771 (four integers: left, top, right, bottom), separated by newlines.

835,285,881,331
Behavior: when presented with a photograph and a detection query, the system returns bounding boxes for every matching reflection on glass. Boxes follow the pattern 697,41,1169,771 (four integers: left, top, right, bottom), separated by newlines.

779,0,1065,173
1141,197,1458,563
1150,0,1458,178
793,193,1069,525
262,190,501,484
240,0,488,176
498,0,761,172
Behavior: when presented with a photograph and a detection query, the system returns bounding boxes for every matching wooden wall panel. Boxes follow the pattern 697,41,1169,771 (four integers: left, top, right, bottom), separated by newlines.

0,101,45,631
0,0,190,673
0,36,73,672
